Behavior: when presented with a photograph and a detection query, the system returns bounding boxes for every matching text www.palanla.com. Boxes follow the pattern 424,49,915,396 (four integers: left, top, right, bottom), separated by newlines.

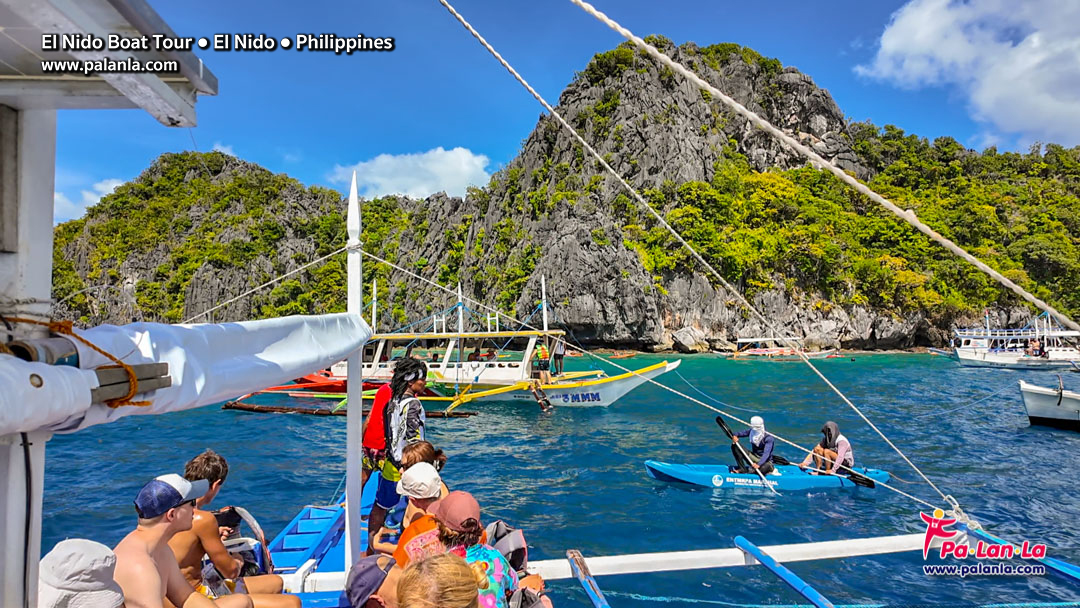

923,562,1046,577
41,57,179,76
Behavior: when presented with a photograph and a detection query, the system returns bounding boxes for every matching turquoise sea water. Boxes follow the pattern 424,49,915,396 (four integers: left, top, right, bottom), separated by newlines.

42,353,1080,606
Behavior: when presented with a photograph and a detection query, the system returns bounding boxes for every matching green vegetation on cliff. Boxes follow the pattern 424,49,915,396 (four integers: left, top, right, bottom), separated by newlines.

621,130,1079,319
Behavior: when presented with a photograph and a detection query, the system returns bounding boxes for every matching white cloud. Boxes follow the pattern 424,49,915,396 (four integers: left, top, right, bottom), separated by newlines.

329,147,491,199
53,178,123,223
212,141,235,155
855,0,1080,146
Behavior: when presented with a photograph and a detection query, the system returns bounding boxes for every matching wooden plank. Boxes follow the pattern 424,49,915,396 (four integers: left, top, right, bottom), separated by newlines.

90,375,172,403
0,104,17,253
734,536,834,608
93,363,170,386
567,550,610,608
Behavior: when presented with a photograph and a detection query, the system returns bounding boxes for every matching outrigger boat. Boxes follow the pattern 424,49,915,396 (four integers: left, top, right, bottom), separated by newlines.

952,311,1080,369
730,337,837,360
1019,379,1080,431
248,278,680,410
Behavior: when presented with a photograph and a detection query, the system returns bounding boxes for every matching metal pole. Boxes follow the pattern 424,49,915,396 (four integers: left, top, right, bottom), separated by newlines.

371,278,377,333
0,108,56,608
457,283,464,334
344,172,364,566
541,275,549,332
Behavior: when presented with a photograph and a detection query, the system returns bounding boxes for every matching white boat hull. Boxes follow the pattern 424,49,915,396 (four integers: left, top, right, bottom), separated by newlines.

470,360,682,407
1019,380,1080,430
955,348,1080,369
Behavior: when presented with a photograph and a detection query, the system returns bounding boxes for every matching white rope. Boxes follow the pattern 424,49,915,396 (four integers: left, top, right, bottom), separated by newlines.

359,244,940,511
182,244,350,323
436,0,951,505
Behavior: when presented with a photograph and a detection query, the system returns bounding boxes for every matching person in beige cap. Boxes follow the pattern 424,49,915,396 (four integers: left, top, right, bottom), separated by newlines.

39,538,124,608
371,462,444,555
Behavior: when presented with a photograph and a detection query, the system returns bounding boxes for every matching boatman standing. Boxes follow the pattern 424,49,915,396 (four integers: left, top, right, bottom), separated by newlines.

534,341,551,384
731,416,776,475
552,339,566,375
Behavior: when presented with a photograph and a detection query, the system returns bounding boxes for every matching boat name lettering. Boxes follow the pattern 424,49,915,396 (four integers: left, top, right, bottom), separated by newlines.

560,392,602,403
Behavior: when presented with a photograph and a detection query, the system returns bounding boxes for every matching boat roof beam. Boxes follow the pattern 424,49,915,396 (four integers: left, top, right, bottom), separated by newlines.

371,330,564,341
0,0,219,126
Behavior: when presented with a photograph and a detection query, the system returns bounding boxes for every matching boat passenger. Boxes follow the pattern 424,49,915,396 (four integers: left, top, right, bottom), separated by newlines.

799,421,854,475
533,342,551,384
345,554,402,608
430,491,519,608
484,348,497,361
39,539,124,608
371,462,444,556
552,339,566,375
400,441,450,499
396,553,480,608
731,416,775,475
362,383,394,500
467,347,482,362
114,473,248,608
168,450,300,607
368,359,429,557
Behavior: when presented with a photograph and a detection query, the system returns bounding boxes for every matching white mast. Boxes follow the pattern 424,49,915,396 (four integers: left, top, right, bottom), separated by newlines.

371,278,377,333
457,283,464,334
541,275,549,332
344,172,363,565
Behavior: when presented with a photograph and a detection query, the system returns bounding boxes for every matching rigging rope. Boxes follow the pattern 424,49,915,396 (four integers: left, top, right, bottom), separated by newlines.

912,383,1016,419
182,244,350,323
435,0,947,509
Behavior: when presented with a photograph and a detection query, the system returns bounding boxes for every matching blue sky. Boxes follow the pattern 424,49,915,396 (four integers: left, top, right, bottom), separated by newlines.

53,0,1080,222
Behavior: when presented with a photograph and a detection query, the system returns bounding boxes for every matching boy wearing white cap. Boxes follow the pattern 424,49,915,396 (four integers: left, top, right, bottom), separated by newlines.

370,462,442,555
113,473,252,608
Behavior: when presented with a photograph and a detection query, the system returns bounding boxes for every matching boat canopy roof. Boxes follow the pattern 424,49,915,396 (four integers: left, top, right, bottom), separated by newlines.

371,329,565,341
953,328,1080,338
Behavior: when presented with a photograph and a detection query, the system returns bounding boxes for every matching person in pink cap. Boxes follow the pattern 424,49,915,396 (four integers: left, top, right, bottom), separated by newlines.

429,491,519,608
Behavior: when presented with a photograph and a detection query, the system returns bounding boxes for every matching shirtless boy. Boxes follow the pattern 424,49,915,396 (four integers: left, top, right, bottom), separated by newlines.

169,450,300,608
113,474,253,608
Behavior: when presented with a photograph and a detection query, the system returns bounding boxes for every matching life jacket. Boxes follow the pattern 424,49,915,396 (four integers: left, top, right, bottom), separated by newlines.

484,520,528,572
484,520,546,608
535,344,549,360
384,394,425,474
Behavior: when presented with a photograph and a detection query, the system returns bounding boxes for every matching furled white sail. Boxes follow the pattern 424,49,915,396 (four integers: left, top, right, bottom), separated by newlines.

0,313,370,436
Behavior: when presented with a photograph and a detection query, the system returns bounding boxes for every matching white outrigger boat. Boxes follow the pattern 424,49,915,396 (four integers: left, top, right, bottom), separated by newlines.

730,337,837,360
1019,379,1080,431
952,312,1080,369
277,278,681,409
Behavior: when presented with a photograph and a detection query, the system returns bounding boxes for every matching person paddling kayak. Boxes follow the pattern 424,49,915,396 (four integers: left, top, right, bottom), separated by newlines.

731,416,776,475
799,421,854,475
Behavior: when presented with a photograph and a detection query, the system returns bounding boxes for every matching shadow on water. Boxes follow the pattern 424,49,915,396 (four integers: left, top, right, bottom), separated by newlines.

43,353,1080,605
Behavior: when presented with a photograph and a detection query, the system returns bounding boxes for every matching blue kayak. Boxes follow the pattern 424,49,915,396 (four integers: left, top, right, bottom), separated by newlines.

644,460,890,491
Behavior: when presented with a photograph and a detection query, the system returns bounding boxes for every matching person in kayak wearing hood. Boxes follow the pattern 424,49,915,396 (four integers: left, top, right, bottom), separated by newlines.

799,421,854,475
730,416,776,475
